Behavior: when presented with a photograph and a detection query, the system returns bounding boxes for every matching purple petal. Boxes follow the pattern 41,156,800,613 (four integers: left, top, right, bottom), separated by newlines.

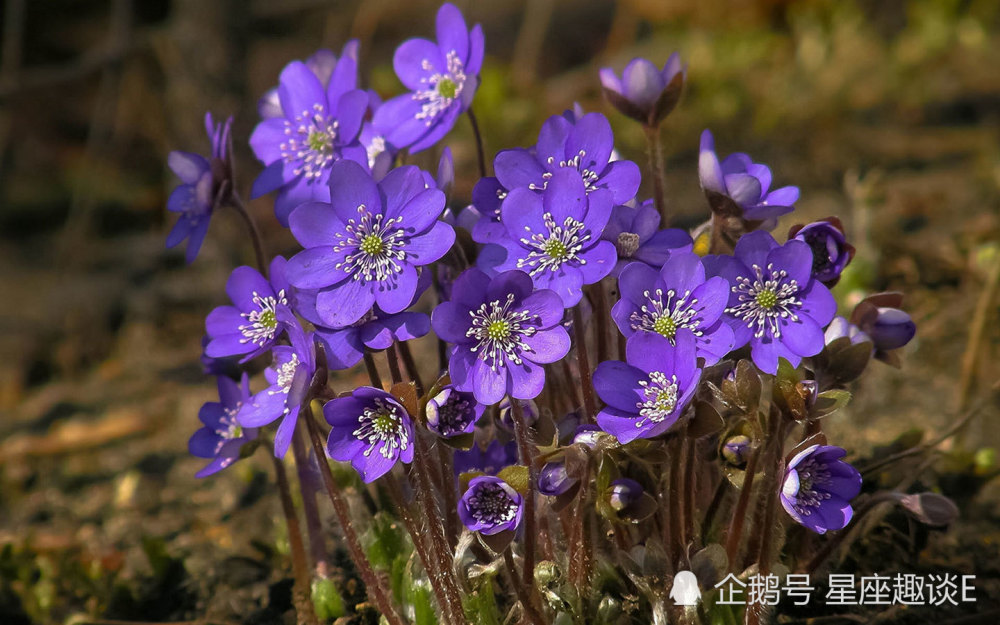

226,266,271,311
768,239,813,286
521,327,570,364
288,201,344,249
278,61,327,122
315,280,376,326
500,187,546,237
566,113,614,178
599,67,623,94
285,247,349,289
494,149,546,191
543,168,588,224
621,58,663,109
472,357,508,405
593,360,643,412
798,281,837,327
314,327,364,370
576,240,617,284
632,229,694,266
763,185,799,207
407,221,456,264
599,160,641,205
168,151,208,184
698,129,726,194
329,160,381,224
273,408,300,458
518,289,566,327
435,2,469,64
396,188,447,234
733,231,778,270
375,263,419,314
466,24,485,76
725,173,763,207
535,115,573,163
334,90,369,142
508,359,545,399
432,301,474,343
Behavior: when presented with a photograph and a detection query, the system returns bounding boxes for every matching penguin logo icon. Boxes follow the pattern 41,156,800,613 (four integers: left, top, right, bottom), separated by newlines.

669,570,701,606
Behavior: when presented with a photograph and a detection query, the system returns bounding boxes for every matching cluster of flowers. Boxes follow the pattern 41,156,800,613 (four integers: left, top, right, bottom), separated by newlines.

170,4,918,622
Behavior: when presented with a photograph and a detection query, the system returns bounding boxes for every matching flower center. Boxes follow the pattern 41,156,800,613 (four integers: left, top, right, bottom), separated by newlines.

530,150,601,193
615,232,640,258
239,290,288,346
468,483,518,525
635,371,679,428
788,458,833,516
213,406,245,454
275,353,301,392
803,232,835,275
334,204,407,283
467,293,538,370
432,392,475,436
517,212,590,275
414,51,466,125
629,288,702,344
353,398,410,460
365,135,387,169
280,104,339,181
726,263,802,339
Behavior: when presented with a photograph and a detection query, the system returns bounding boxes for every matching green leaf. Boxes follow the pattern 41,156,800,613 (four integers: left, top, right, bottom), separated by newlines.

813,390,852,417
496,465,530,496
311,577,346,620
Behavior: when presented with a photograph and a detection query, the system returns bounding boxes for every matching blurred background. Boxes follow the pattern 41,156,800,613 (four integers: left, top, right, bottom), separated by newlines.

1,0,999,623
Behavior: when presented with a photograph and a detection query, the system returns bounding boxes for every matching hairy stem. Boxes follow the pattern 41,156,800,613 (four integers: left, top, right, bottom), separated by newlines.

291,427,328,577
467,107,488,179
503,549,546,625
725,443,760,569
396,340,425,396
363,352,384,390
643,125,668,226
572,305,597,421
510,398,539,593
227,191,268,275
271,455,320,625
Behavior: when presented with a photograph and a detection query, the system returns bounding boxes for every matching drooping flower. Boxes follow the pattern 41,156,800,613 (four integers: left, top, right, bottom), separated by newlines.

166,112,233,264
432,269,570,404
699,129,799,223
602,200,693,277
592,331,701,444
849,292,917,366
425,385,484,438
599,54,685,127
478,169,617,306
780,444,862,534
458,475,523,535
612,251,735,364
249,47,369,225
372,3,484,153
284,160,454,327
237,323,317,458
324,386,415,483
453,440,518,476
293,270,431,371
789,217,855,286
705,231,837,375
188,374,258,477
204,257,294,361
494,112,640,205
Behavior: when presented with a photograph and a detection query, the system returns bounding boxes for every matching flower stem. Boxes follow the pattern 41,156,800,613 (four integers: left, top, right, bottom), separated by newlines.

701,475,729,542
302,405,408,625
437,443,460,549
503,549,546,625
571,305,597,421
510,398,539,591
385,343,403,385
363,352,384,390
559,358,582,414
227,191,268,276
291,427,329,577
725,442,760,570
467,107,488,179
396,340,424,396
271,454,320,625
591,282,610,365
668,435,683,570
643,124,668,226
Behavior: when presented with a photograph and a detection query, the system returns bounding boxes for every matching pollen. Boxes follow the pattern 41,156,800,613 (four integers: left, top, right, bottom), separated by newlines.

652,315,678,339
360,233,385,256
543,239,568,260
755,289,778,309
487,320,511,340
437,78,457,99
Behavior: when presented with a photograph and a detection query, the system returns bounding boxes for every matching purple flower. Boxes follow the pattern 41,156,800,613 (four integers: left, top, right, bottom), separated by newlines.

849,293,917,365
372,3,484,153
454,440,518,476
249,46,369,225
188,374,258,477
426,386,484,438
494,112,640,206
699,129,799,222
593,331,702,444
478,169,617,306
599,54,685,127
780,444,861,534
324,386,415,483
258,45,358,119
284,160,454,327
706,231,837,375
790,217,855,286
166,112,233,264
538,463,577,497
432,269,570,405
204,257,293,361
458,475,523,535
602,200,693,277
612,251,735,364
237,323,317,458
294,271,431,371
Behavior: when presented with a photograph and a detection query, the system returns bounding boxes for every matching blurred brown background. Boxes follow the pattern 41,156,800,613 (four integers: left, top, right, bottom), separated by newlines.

0,0,999,623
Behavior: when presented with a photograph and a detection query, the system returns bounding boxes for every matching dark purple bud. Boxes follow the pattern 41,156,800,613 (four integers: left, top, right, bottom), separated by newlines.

538,463,578,497
722,435,751,466
608,478,644,512
790,218,855,286
426,385,483,438
572,424,604,449
868,307,917,352
498,398,539,431
600,54,685,127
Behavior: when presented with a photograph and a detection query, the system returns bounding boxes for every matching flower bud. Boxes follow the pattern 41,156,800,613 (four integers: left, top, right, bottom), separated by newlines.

608,478,644,512
789,218,855,286
600,54,685,127
538,463,578,497
722,435,751,467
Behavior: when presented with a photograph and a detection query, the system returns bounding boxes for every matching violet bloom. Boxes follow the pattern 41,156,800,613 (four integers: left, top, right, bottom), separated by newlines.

293,271,431,371
790,217,855,286
593,332,702,444
325,386,414,483
205,257,293,361
258,44,358,119
426,386,484,438
699,129,799,222
602,200,693,277
166,112,232,264
459,475,523,535
373,3,484,153
780,444,862,534
454,440,518,476
432,269,570,405
494,112,640,205
478,169,617,306
188,374,258,477
237,324,317,459
600,54,685,127
612,251,734,364
706,231,837,375
249,48,369,225
849,293,917,365
284,160,454,327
